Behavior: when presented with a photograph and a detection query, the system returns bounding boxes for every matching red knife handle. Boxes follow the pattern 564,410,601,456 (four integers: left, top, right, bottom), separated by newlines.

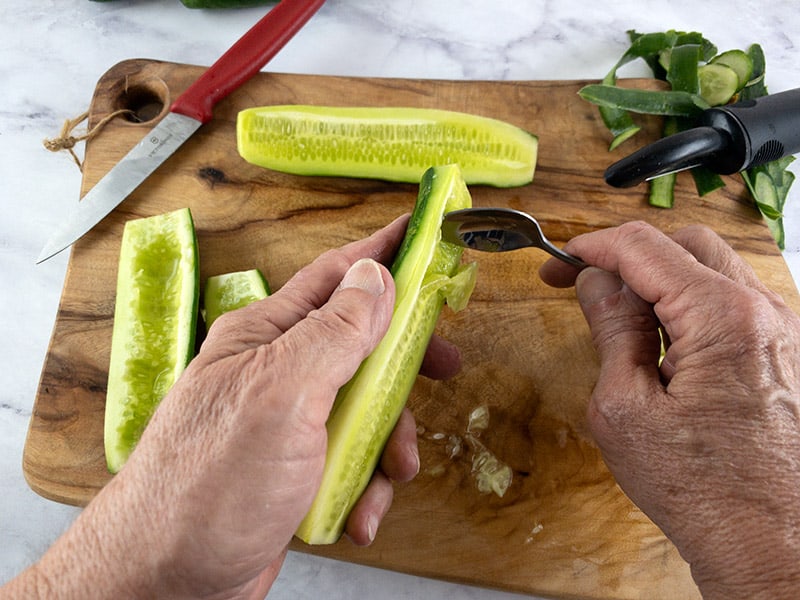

170,0,325,123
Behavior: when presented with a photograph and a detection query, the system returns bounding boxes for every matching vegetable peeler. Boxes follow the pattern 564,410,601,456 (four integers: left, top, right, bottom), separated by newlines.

604,86,800,187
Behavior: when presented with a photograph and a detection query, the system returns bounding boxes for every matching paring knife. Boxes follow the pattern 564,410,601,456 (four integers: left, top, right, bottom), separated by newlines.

37,0,326,264
604,86,800,188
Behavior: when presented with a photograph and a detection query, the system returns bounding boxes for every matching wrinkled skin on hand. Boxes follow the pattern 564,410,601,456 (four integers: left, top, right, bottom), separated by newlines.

540,221,800,599
14,215,461,600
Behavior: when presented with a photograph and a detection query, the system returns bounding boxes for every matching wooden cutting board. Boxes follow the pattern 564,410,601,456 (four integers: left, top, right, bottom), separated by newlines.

25,59,800,599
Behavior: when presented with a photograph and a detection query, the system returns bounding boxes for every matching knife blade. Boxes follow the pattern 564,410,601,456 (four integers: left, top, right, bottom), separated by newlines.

37,0,326,264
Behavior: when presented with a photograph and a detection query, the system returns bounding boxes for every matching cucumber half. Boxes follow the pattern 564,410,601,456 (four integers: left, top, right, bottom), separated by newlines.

296,164,478,544
104,208,199,473
203,268,271,329
237,105,538,188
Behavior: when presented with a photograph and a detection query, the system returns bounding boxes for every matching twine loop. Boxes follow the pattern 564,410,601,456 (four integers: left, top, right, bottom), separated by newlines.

43,109,134,170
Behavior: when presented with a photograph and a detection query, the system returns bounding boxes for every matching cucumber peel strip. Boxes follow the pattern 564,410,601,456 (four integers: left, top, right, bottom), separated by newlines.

594,30,715,150
581,31,794,248
296,164,477,545
578,85,709,117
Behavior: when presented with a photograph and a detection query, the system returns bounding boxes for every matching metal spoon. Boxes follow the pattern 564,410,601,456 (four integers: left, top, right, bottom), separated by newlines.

441,207,586,269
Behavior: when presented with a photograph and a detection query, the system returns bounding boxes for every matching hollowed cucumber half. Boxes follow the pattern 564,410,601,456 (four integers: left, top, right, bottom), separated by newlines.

296,164,478,545
104,208,199,473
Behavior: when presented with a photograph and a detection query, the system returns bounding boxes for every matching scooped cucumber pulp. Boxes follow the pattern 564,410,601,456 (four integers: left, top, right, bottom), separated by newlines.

296,164,478,545
203,269,271,329
236,105,538,187
104,208,199,473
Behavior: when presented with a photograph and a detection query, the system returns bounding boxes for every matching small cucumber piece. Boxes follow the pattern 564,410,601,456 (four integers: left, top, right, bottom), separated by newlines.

740,44,767,99
710,49,754,90
104,208,199,473
296,164,477,545
698,63,739,106
237,105,538,187
648,170,677,208
203,269,271,329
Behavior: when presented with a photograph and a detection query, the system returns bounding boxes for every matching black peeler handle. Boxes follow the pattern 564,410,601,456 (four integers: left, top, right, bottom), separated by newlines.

605,86,800,188
604,127,727,187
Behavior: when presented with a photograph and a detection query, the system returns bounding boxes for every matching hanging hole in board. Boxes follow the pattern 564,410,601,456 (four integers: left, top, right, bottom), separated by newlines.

114,77,170,124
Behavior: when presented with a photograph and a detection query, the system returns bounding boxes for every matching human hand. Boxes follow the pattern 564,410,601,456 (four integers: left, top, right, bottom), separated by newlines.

540,222,800,599
18,215,459,600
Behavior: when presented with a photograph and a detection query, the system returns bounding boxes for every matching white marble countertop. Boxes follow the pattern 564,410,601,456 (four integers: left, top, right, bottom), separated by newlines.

1,1,798,598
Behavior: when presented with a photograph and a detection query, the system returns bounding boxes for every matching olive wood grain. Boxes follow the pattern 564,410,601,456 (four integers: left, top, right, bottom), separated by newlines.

25,59,800,599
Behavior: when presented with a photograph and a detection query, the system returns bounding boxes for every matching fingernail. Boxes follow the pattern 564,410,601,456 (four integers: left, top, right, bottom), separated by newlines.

339,258,385,296
367,514,378,544
410,444,420,477
576,267,624,307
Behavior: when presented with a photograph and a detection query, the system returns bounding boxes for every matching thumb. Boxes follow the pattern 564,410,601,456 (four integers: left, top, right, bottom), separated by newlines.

274,257,395,401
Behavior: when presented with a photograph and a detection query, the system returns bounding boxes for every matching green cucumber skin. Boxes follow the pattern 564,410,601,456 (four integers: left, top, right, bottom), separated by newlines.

104,208,199,473
296,165,473,544
391,167,435,270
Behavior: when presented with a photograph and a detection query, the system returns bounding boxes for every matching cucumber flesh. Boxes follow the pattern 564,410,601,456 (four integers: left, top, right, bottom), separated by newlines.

296,165,477,544
203,268,270,329
104,208,199,473
237,105,538,188
698,63,739,106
